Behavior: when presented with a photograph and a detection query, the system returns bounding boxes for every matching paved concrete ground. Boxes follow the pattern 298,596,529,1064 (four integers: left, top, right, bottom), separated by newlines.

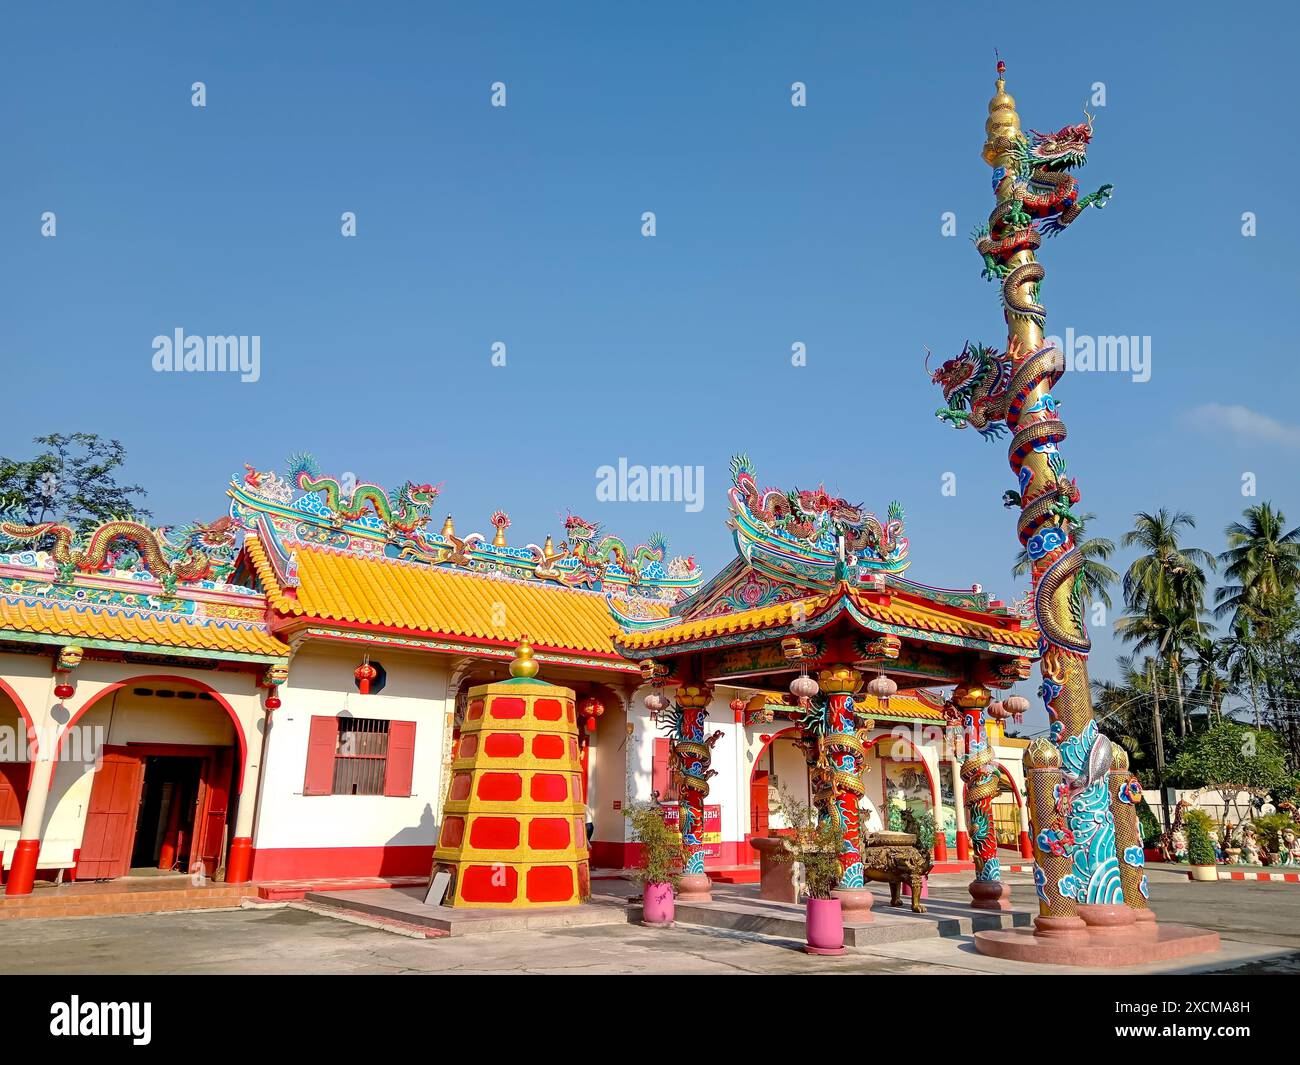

0,868,1296,975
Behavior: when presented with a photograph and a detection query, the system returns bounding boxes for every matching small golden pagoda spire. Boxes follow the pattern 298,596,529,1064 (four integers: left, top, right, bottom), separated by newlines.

982,56,1022,168
441,514,455,538
543,534,554,554
509,637,540,680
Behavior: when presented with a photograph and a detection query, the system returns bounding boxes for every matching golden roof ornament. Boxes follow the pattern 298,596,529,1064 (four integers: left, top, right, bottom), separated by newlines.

982,56,1023,169
441,514,455,538
509,637,540,680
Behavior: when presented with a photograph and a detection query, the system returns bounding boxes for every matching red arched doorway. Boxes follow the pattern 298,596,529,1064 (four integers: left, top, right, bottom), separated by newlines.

0,681,38,837
62,675,248,881
747,726,802,858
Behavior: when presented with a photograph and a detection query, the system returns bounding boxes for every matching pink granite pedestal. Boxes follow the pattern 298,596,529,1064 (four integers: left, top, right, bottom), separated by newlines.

675,873,713,903
975,902,1219,966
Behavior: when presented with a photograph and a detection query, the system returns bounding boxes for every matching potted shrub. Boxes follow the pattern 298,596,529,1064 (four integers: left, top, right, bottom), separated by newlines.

623,802,681,926
1186,818,1218,882
773,789,849,955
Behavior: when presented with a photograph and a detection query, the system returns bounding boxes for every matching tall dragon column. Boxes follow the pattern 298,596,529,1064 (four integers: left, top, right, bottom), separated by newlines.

814,665,875,916
980,66,1130,925
669,683,719,902
950,682,1012,910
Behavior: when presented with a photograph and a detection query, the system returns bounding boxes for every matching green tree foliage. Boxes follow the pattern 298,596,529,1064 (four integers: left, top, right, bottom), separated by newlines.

622,802,682,887
0,433,148,536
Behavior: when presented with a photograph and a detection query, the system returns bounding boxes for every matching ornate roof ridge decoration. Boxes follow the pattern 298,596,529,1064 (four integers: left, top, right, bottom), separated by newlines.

230,454,702,604
727,454,910,591
0,512,242,597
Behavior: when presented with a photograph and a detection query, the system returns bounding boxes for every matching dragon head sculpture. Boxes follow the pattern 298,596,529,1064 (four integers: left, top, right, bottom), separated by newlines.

1024,114,1094,172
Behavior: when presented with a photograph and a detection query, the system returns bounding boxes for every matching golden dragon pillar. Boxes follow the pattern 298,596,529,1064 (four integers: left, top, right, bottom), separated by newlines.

933,62,1130,919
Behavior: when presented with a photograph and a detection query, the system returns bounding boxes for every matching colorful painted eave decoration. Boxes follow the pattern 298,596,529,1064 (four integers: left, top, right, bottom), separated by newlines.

229,454,702,602
0,520,284,660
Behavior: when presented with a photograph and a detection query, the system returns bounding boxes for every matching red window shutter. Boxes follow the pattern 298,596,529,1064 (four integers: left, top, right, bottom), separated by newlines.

652,738,672,801
384,721,417,797
303,716,339,796
0,763,27,827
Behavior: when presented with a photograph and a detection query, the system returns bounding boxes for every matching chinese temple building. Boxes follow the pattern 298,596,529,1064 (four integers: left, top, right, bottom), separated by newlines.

0,453,1039,897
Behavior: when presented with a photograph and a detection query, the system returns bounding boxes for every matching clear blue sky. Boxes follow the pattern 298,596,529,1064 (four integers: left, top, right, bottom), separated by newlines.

4,2,1297,720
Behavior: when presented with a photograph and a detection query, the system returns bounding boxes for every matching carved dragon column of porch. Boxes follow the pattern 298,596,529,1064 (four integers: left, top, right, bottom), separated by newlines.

980,64,1128,922
815,665,875,916
950,682,1011,910
671,683,718,902
1108,748,1155,932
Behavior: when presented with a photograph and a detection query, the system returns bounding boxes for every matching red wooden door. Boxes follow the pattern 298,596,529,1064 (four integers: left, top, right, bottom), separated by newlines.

77,750,144,879
750,770,771,844
194,747,234,880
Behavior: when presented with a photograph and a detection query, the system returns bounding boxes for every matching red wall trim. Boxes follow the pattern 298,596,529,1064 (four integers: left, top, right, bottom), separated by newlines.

249,844,434,881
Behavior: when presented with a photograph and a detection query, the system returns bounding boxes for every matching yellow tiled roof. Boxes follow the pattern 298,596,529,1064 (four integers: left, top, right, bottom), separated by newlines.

851,593,1037,651
247,537,659,657
618,599,814,650
617,588,1036,652
0,595,288,658
861,691,947,721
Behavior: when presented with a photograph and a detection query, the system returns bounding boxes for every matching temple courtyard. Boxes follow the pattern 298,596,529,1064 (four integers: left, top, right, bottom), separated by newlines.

3,865,1297,976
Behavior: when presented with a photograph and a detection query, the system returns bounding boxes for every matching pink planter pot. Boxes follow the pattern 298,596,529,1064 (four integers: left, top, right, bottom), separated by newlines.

902,876,929,900
805,897,846,955
642,881,676,926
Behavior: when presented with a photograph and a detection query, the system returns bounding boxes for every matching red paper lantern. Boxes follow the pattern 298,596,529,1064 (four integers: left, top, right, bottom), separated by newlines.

54,683,74,700
265,694,282,711
1004,695,1030,721
354,660,378,695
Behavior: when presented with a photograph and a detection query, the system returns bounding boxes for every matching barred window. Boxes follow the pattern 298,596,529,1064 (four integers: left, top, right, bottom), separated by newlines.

334,718,390,796
303,716,417,798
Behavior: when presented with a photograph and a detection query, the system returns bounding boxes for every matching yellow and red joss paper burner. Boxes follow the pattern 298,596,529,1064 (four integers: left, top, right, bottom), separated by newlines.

432,639,590,908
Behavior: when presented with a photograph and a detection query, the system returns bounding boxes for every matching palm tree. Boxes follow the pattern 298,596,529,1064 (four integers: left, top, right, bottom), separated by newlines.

1119,510,1216,739
1013,512,1119,613
1187,635,1227,724
1214,503,1300,624
1115,605,1205,738
1121,509,1216,616
1215,504,1300,757
1220,616,1265,728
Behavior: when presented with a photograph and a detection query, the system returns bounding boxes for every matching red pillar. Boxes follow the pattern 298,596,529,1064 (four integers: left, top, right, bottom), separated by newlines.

6,757,56,897
1018,830,1034,859
933,831,949,862
956,831,972,862
6,840,41,896
225,838,253,884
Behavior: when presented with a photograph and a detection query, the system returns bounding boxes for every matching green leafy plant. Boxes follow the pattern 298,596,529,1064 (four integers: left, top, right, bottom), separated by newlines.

771,788,843,900
1182,808,1214,836
1252,813,1294,854
1136,797,1163,847
903,807,936,857
1186,818,1216,867
622,802,681,887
